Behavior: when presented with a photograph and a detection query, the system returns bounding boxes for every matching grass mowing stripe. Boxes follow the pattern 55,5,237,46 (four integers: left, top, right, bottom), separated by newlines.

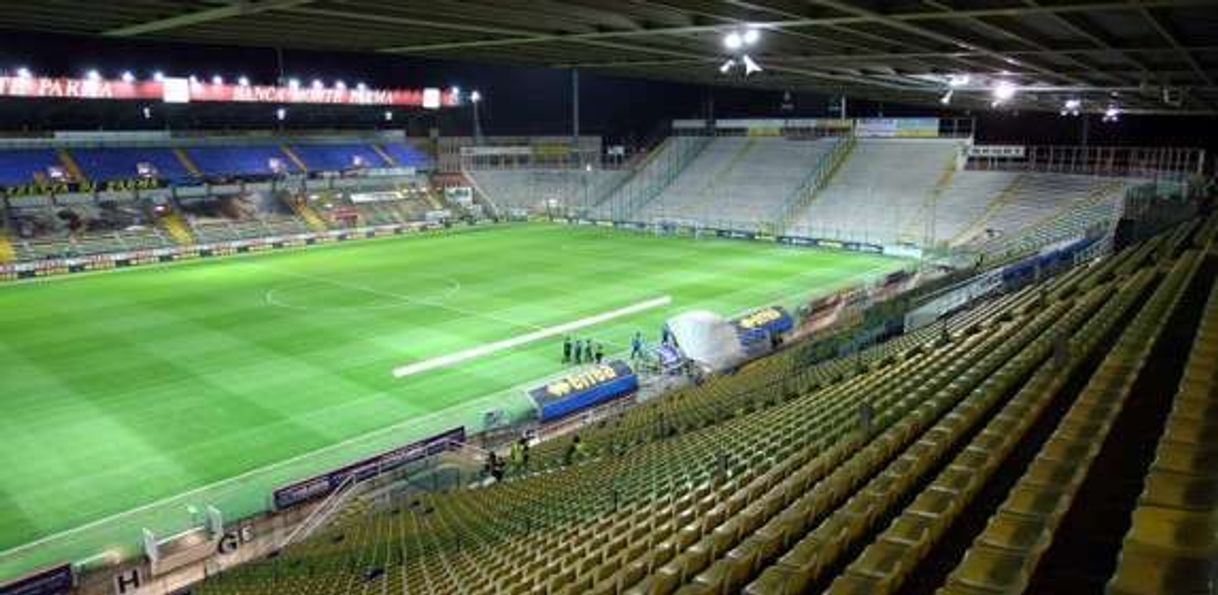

0,223,908,579
392,296,671,378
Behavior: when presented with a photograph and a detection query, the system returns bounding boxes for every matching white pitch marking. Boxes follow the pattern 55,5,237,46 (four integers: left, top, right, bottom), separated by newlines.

392,295,672,378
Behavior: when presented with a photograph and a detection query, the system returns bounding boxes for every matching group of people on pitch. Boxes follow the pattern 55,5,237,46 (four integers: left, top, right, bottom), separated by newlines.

562,332,651,366
562,336,605,365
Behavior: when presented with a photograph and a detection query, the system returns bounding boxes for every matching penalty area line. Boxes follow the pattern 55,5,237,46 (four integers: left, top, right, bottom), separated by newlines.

392,296,672,379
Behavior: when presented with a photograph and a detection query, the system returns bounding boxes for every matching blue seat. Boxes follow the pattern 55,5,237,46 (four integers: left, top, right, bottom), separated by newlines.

292,143,388,171
71,147,192,183
0,149,60,186
187,145,296,177
380,142,432,169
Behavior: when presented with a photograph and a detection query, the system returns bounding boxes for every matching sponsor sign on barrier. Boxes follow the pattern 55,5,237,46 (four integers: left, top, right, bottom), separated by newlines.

272,427,466,510
0,223,445,283
734,306,794,335
529,361,638,422
1,177,162,198
856,117,939,138
0,563,73,595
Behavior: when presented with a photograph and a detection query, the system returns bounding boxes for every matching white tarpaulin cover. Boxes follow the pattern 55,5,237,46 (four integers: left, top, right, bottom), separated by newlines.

666,310,747,372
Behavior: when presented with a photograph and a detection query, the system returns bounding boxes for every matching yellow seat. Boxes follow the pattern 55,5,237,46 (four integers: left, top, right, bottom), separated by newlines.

947,545,1032,592
1107,541,1218,595
742,565,802,595
823,571,885,595
1139,471,1218,511
847,539,911,583
976,513,1051,554
1000,485,1070,520
1126,506,1218,556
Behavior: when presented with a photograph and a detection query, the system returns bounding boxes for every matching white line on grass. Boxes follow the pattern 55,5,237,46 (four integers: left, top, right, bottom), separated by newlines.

269,268,546,333
392,295,672,378
0,389,514,560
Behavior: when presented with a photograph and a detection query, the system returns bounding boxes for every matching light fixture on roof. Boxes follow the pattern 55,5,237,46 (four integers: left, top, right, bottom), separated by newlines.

947,74,970,88
1060,98,1081,116
1102,104,1120,122
16,67,32,79
188,74,199,84
237,76,250,86
940,89,953,105
335,80,346,90
212,75,224,85
288,78,300,89
991,80,1016,106
153,71,165,82
742,54,763,76
356,82,368,91
742,28,761,46
470,90,482,103
723,31,743,51
311,79,324,89
85,69,101,81
121,71,135,83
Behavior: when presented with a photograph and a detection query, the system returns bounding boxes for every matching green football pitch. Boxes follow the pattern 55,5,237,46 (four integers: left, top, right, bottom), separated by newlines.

0,223,906,579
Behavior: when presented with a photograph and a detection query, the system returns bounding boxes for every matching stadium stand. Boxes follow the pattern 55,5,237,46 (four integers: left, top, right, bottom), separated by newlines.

787,138,964,244
186,145,298,177
290,143,390,172
380,141,433,169
0,148,61,185
957,173,1127,254
466,168,630,213
1106,267,1218,594
193,211,1217,595
640,137,836,226
70,147,193,183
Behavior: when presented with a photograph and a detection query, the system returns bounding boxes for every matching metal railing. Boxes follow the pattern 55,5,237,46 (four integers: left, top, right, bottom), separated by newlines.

776,135,856,234
599,134,712,221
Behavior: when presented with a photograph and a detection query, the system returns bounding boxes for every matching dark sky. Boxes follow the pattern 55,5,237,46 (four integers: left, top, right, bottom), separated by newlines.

1,30,1215,152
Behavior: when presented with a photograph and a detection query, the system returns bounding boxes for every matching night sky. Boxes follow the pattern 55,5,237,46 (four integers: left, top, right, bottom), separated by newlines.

1,30,1215,154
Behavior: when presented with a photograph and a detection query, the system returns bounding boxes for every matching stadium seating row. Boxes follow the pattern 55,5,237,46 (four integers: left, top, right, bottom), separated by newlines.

1105,253,1218,594
0,141,430,185
194,210,1214,595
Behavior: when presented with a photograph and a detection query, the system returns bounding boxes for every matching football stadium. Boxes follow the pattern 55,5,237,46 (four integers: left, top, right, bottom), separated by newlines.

0,3,1215,595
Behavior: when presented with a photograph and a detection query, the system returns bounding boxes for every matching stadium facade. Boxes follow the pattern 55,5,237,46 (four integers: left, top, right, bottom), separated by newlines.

1,6,1216,594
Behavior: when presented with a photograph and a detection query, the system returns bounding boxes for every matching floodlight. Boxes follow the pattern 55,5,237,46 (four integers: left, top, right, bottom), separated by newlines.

992,80,1016,103
743,28,760,45
724,32,743,51
276,107,287,121
384,110,393,121
238,76,250,86
470,90,482,103
742,54,762,75
16,67,31,78
121,71,135,83
211,75,224,85
153,71,165,82
940,89,953,105
720,59,735,74
288,78,300,89
1102,105,1120,122
335,80,346,90
85,69,101,81
311,79,324,89
947,74,970,87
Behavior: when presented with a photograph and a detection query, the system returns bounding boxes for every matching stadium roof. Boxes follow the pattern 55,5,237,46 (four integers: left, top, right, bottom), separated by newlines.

5,0,1218,115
